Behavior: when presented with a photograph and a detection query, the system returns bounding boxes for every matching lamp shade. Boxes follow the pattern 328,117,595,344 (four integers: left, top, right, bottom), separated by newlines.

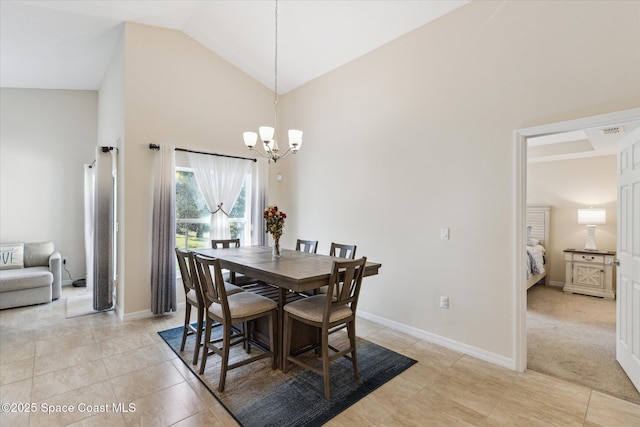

288,129,303,150
259,126,275,143
578,208,606,225
243,132,257,148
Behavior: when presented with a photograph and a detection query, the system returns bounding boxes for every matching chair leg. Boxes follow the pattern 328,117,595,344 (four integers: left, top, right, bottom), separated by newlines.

348,321,359,380
245,321,252,354
282,312,292,373
192,305,204,365
180,303,191,351
199,315,213,375
322,328,331,399
219,324,231,392
269,310,276,370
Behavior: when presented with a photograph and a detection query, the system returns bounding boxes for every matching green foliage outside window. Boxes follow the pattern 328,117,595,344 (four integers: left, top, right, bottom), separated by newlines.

175,169,249,249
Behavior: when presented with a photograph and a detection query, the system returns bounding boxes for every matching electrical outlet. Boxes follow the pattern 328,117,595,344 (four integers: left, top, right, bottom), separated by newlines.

439,296,449,309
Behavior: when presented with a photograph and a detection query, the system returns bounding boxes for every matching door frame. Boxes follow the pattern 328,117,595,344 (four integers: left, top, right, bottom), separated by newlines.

513,107,640,372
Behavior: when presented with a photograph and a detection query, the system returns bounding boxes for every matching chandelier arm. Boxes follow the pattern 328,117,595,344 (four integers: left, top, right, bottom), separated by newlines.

278,147,294,159
249,147,275,160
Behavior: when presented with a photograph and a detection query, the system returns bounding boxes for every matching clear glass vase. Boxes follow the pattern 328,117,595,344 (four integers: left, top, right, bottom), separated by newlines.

272,238,281,258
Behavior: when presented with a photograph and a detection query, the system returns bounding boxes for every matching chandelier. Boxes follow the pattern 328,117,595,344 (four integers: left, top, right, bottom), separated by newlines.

243,0,302,163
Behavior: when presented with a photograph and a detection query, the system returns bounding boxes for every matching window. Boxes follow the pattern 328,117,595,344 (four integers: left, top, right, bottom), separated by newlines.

175,167,252,250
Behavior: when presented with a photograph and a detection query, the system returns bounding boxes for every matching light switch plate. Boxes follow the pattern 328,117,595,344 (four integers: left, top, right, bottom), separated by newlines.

440,228,449,240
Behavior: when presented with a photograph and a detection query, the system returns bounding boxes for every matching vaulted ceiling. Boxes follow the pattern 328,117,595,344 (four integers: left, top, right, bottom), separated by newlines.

0,0,469,94
2,1,636,160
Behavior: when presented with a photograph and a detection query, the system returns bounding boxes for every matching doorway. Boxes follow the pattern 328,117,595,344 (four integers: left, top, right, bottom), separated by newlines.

513,108,640,385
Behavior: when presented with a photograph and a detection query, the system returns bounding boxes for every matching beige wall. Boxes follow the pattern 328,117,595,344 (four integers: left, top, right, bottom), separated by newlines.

117,22,273,314
272,1,639,359
527,156,617,285
0,88,98,282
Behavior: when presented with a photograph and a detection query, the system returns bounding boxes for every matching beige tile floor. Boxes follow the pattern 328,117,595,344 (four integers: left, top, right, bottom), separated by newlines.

1,286,639,427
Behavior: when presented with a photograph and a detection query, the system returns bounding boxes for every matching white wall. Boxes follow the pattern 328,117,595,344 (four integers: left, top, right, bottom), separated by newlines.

272,0,639,360
98,29,126,309
527,155,617,285
0,88,97,282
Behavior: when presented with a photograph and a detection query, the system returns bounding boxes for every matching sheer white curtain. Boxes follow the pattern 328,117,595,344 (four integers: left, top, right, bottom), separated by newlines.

187,153,251,240
151,144,176,314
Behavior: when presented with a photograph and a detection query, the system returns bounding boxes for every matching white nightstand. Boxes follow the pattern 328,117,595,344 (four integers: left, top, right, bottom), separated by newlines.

563,249,616,299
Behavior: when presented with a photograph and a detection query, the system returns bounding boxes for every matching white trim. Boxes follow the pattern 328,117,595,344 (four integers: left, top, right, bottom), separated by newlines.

358,310,515,370
118,302,186,322
513,107,640,374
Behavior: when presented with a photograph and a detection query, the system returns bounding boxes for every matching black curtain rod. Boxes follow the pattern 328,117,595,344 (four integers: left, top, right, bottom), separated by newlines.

149,143,256,162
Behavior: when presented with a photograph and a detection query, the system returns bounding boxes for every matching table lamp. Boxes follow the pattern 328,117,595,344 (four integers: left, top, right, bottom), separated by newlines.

578,208,606,251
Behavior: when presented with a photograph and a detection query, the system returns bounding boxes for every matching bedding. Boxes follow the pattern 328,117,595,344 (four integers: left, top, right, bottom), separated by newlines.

526,244,545,278
526,206,550,288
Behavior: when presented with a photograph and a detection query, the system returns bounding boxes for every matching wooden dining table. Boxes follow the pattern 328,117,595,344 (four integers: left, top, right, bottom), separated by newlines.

193,245,381,367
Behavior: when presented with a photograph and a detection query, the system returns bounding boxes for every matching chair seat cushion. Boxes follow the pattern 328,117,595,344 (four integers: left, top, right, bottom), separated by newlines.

284,295,352,323
187,283,243,306
225,282,244,296
208,292,276,319
186,289,199,305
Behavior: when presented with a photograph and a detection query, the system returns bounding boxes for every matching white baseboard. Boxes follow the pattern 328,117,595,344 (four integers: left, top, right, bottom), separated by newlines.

357,310,515,371
548,280,564,288
62,279,73,286
119,301,186,322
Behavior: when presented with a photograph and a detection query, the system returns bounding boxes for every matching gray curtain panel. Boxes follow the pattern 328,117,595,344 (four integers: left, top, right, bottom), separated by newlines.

93,147,115,311
151,144,177,314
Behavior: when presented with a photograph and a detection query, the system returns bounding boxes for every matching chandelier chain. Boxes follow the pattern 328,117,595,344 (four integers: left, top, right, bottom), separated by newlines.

241,0,302,163
274,0,278,108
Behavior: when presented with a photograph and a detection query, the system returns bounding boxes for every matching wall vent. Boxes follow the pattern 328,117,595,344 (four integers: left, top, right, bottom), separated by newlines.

600,126,624,135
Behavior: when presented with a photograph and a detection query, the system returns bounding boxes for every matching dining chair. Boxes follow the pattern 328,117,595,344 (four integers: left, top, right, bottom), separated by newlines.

194,254,277,392
329,242,357,259
313,242,357,296
175,249,244,365
175,248,207,365
295,239,318,254
211,238,255,285
282,256,367,399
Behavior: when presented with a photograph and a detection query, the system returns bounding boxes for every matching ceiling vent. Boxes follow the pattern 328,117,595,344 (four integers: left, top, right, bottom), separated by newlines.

600,126,624,135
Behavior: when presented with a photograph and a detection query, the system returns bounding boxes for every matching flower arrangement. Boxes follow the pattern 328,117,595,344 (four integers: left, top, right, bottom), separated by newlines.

264,205,286,257
264,205,286,240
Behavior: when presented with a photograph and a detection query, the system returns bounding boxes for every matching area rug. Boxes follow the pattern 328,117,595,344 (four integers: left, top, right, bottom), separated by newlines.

158,324,417,427
527,285,640,404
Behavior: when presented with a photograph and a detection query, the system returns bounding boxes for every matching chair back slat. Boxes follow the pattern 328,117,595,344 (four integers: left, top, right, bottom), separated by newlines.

175,248,194,293
325,257,367,321
296,239,318,254
194,254,230,321
329,242,357,260
211,239,241,248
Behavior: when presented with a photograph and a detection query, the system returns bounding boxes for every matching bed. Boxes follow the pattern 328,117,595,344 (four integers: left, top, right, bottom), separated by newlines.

526,205,550,289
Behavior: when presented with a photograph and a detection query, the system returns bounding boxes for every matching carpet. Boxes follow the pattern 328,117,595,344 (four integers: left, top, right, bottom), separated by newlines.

158,324,417,427
527,285,640,404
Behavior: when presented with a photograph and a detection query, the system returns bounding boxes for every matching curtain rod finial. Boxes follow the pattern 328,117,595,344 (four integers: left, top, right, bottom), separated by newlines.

149,143,160,151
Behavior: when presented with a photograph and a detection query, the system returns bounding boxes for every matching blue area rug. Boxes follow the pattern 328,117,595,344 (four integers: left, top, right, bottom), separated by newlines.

158,324,417,427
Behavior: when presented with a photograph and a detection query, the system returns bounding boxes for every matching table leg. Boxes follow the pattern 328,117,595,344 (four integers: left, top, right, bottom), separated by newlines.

278,286,286,369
